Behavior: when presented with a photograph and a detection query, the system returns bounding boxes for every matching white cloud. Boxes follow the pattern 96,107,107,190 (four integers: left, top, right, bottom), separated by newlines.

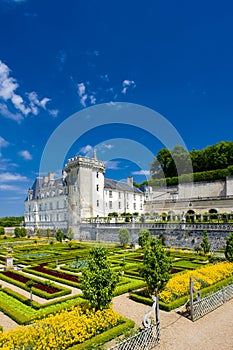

0,157,18,170
49,109,59,117
0,59,56,120
77,82,86,97
79,145,93,156
18,150,32,160
104,160,121,170
132,169,150,176
27,91,51,115
121,79,136,94
77,82,97,108
0,136,9,148
0,172,28,182
0,184,20,191
89,95,96,105
0,103,23,122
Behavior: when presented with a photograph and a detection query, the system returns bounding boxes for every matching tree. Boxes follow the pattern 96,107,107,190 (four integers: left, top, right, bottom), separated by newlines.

201,232,211,254
20,228,27,237
80,246,119,311
118,228,130,246
141,237,171,296
67,227,74,241
138,229,150,247
46,228,51,241
225,232,233,262
56,229,63,242
0,227,5,235
14,227,21,238
26,280,35,306
36,228,42,238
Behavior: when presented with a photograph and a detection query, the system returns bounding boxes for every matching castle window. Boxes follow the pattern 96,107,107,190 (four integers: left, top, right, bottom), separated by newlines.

140,203,143,210
50,202,53,210
109,201,113,209
134,203,136,210
126,202,129,210
96,172,99,178
57,201,59,209
96,184,99,191
140,195,142,201
109,190,112,198
118,192,121,199
118,202,121,209
97,200,99,207
44,203,47,210
134,194,136,200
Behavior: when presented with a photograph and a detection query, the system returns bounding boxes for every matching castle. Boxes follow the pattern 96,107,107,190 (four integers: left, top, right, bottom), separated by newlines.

24,152,233,234
24,152,145,233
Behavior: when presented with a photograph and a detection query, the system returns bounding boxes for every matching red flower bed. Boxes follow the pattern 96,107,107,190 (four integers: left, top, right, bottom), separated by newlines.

32,265,79,283
1,271,60,294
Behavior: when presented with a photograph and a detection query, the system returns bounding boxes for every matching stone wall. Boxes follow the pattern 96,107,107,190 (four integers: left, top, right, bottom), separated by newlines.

78,224,228,250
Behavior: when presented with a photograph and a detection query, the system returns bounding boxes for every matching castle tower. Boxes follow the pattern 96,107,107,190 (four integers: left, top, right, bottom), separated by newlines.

64,152,105,233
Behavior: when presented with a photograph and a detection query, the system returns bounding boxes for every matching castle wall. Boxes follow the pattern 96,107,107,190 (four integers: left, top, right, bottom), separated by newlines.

226,176,233,196
78,224,228,250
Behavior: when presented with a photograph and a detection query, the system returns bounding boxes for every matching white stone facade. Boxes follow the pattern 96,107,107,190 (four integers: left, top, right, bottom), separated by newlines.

24,154,144,232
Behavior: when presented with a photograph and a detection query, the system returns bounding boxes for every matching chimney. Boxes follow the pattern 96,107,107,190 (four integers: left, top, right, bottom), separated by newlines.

48,172,54,183
127,176,133,188
93,149,98,160
43,176,48,185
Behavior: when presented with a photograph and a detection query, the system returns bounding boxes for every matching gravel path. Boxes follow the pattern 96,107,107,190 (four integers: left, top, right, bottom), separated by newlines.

113,293,233,350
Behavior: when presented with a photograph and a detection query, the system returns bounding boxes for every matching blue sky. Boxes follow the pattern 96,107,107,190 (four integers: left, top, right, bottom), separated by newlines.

0,0,233,216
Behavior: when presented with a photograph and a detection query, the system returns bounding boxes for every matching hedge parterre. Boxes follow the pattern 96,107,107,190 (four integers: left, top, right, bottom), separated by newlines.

0,271,62,294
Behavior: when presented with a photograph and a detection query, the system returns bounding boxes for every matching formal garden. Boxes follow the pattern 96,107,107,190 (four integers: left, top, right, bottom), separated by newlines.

0,229,233,349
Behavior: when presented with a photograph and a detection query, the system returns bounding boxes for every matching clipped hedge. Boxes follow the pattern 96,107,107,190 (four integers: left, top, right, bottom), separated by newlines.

0,271,71,299
114,279,146,296
0,289,86,325
69,317,135,350
23,267,80,288
130,275,233,311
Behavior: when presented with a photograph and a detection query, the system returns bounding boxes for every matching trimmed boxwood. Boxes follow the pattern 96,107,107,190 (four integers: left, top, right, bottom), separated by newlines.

130,275,233,311
23,267,80,288
0,270,71,299
114,279,146,296
68,317,135,350
0,289,86,325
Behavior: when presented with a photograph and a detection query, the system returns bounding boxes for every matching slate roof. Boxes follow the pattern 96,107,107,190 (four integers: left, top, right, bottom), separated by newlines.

25,177,64,201
104,178,143,193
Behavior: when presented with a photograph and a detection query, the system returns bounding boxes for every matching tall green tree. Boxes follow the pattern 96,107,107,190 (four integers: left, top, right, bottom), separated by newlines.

26,280,35,307
225,232,233,262
118,228,130,246
201,232,211,254
138,229,150,247
140,237,171,296
80,246,119,311
56,229,63,242
67,227,74,240
0,227,5,235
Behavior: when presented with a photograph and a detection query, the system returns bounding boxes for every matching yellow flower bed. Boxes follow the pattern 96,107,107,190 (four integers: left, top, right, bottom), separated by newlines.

159,262,233,303
0,307,123,350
